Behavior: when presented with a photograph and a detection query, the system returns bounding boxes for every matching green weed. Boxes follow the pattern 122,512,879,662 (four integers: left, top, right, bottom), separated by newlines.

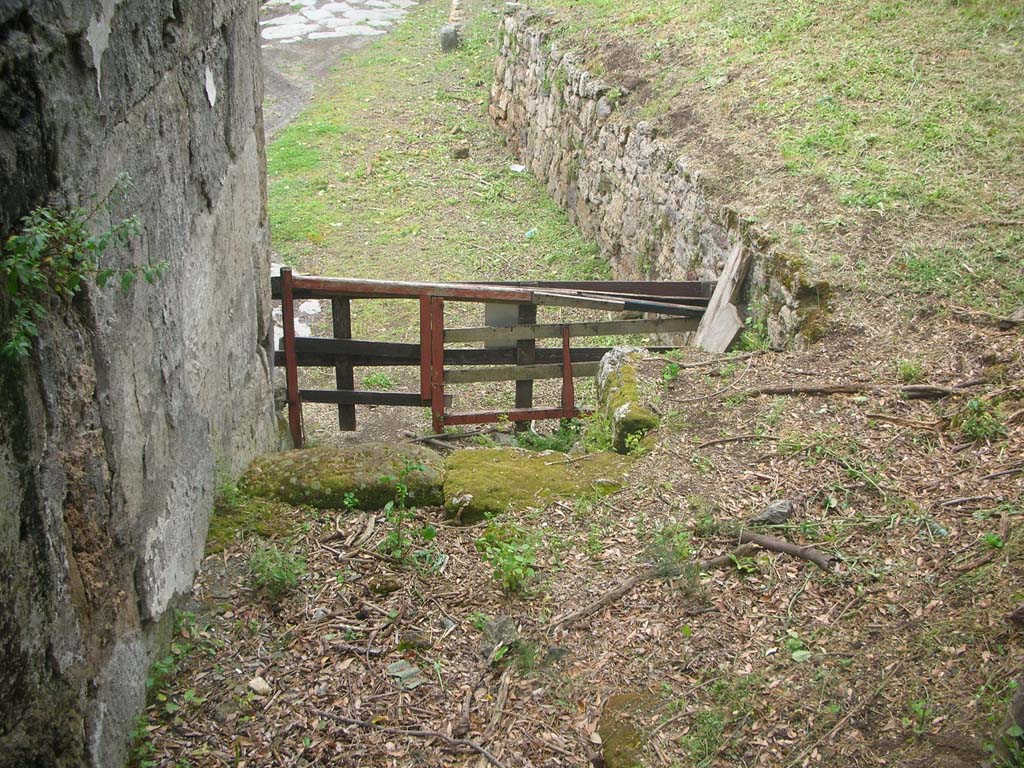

249,544,306,600
475,521,539,592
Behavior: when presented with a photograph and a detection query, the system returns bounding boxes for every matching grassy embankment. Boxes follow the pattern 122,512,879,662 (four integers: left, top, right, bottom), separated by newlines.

534,0,1023,314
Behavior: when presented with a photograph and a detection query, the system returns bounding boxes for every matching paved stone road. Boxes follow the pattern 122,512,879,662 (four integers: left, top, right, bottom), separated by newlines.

260,0,421,136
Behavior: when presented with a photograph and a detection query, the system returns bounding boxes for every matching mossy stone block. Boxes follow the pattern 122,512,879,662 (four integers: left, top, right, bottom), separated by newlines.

443,447,629,524
599,692,659,768
597,347,660,453
239,443,443,511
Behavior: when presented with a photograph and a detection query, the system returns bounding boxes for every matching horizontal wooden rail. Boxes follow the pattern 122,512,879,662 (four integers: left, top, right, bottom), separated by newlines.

275,343,683,369
444,406,580,426
272,275,534,303
444,316,699,344
300,389,452,407
461,279,715,298
444,361,601,384
531,291,706,316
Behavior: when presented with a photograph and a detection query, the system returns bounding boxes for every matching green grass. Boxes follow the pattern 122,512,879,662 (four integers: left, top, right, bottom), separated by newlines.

266,0,608,343
532,0,1024,311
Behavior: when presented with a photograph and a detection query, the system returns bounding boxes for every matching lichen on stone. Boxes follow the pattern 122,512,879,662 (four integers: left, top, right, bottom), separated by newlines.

597,347,660,453
598,691,660,768
442,447,629,524
239,443,444,511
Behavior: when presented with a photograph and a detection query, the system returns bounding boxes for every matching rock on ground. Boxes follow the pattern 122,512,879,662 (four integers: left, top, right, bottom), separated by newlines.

443,447,629,523
240,443,444,510
597,347,660,453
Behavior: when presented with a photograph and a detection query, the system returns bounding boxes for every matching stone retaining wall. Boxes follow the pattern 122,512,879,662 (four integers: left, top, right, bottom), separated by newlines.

0,1,276,764
489,8,829,349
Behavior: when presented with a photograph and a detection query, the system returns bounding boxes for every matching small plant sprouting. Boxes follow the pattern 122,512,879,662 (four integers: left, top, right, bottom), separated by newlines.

249,543,306,601
475,521,538,592
895,358,924,384
379,460,435,561
364,371,396,390
955,399,1007,443
342,491,360,511
514,418,582,453
0,174,166,360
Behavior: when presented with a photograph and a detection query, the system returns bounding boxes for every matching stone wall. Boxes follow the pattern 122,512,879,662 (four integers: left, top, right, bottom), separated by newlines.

0,1,276,765
489,9,829,349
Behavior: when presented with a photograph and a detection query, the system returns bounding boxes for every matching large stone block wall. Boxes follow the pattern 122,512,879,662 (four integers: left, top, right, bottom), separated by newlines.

0,1,276,765
490,9,829,348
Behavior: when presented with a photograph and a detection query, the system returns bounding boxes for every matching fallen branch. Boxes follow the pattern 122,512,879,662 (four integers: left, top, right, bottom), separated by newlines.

742,383,870,397
741,381,986,400
982,461,1024,482
316,711,509,768
550,535,835,628
405,427,500,443
642,351,765,369
737,531,836,570
696,434,780,450
865,412,946,431
950,305,1024,331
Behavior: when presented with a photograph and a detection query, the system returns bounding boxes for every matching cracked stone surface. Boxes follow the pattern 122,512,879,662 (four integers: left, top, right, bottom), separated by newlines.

260,0,416,47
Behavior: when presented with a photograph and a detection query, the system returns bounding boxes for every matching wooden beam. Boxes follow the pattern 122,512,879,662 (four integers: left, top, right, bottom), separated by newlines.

444,361,600,384
300,389,452,407
694,243,753,353
515,303,537,432
331,298,356,431
444,406,580,426
272,275,534,303
444,316,699,344
276,344,685,368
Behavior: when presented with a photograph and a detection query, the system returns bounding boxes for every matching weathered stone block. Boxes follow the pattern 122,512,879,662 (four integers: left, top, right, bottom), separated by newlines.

443,447,628,523
241,443,444,511
597,347,660,453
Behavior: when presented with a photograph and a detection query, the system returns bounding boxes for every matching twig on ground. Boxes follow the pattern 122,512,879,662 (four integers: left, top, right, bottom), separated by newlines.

641,351,765,369
954,512,1011,573
669,356,755,404
696,434,780,450
788,662,903,766
740,380,988,400
481,667,513,742
982,461,1024,481
742,383,870,397
737,531,836,570
550,534,835,628
315,711,509,768
934,495,1000,509
865,412,946,431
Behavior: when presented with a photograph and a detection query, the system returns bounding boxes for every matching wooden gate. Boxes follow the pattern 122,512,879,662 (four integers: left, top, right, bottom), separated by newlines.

271,268,713,447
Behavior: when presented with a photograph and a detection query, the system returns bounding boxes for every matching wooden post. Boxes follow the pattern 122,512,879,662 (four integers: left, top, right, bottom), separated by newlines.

514,302,536,432
429,297,445,434
331,297,356,431
280,267,303,448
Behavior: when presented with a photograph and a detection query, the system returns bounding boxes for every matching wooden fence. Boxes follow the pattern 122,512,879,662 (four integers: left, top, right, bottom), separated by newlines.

271,270,714,446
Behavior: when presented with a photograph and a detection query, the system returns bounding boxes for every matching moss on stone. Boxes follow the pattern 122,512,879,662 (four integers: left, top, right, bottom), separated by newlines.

597,349,660,453
205,495,303,556
443,447,629,523
239,443,444,511
598,692,660,768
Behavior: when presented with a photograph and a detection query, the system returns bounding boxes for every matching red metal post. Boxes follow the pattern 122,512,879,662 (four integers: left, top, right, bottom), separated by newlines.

281,267,303,447
429,297,445,434
560,325,575,419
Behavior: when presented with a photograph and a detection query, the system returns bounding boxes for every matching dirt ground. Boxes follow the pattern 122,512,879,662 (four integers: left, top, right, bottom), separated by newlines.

134,1,1023,767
